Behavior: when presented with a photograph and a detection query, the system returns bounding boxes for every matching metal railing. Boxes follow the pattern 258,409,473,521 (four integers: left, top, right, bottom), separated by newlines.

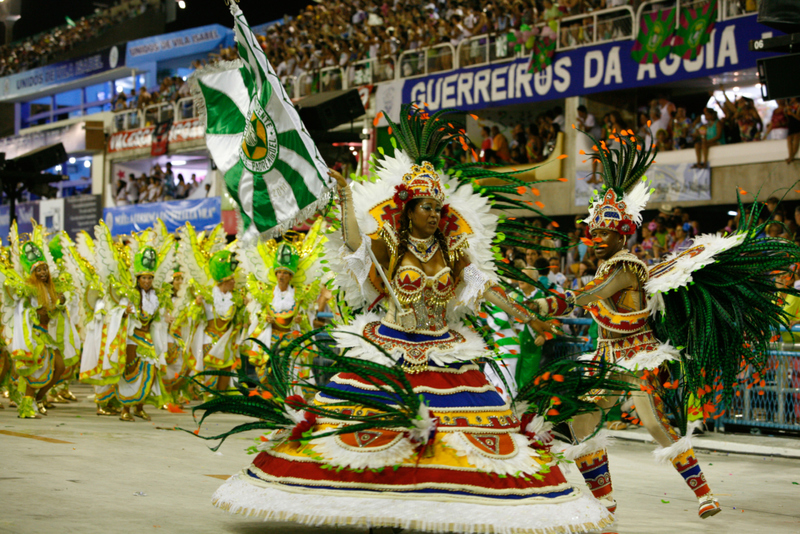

721,0,759,20
297,66,345,98
347,55,397,86
456,32,527,68
142,101,174,126
112,97,199,132
557,6,636,51
717,327,800,432
398,42,457,79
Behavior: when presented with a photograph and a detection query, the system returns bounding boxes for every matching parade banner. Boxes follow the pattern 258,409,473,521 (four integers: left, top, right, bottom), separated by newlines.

192,3,332,240
0,44,125,102
575,163,711,207
382,15,776,116
103,197,221,236
631,8,676,64
672,1,718,60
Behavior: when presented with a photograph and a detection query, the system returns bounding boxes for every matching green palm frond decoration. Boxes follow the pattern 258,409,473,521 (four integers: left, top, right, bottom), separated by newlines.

185,328,427,450
513,357,634,426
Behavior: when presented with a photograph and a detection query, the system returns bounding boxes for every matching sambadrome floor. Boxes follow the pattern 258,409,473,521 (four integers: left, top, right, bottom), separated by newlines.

1,384,798,534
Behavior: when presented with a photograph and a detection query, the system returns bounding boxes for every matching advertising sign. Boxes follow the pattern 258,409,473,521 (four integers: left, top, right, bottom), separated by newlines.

0,44,126,102
125,25,233,65
376,16,776,116
102,197,221,235
107,118,204,153
0,202,40,240
64,195,102,237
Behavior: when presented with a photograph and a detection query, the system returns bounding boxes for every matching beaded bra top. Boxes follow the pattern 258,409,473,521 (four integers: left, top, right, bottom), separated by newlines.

381,265,456,335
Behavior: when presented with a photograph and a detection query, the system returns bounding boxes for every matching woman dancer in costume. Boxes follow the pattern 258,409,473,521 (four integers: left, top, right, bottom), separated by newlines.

44,232,83,405
163,261,189,405
5,222,79,418
180,222,242,393
531,126,800,519
239,219,325,383
203,105,623,534
78,221,174,421
74,229,121,416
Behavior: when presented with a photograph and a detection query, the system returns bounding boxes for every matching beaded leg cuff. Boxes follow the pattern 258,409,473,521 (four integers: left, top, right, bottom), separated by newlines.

672,448,712,499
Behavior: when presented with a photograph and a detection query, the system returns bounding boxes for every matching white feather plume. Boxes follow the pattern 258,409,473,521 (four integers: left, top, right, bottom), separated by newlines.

622,178,652,227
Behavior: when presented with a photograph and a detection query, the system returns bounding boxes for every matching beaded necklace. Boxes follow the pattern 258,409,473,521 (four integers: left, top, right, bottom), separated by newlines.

407,234,439,263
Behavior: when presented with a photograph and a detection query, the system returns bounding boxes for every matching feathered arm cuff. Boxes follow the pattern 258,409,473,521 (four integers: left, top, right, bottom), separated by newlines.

456,263,492,309
340,232,381,305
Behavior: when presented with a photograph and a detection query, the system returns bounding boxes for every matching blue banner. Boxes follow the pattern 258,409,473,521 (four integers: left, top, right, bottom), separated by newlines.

0,202,40,240
0,44,125,102
397,15,777,112
103,197,221,235
125,25,234,65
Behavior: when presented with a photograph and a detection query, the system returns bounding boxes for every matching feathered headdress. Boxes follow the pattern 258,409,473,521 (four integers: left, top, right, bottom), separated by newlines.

579,125,657,235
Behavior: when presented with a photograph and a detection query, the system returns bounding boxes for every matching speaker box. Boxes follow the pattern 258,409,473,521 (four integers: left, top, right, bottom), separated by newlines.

758,53,800,100
296,89,365,132
759,0,800,33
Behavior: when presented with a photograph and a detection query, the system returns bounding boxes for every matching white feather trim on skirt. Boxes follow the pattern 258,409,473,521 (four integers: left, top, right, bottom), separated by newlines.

212,473,614,534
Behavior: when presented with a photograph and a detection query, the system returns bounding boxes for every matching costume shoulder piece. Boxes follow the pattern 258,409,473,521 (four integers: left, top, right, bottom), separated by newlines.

597,250,648,285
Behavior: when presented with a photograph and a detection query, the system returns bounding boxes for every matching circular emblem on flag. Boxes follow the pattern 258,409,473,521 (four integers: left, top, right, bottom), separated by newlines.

240,96,279,174
631,9,676,64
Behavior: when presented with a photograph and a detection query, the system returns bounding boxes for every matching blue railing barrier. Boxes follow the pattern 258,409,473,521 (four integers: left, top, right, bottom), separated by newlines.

716,325,800,433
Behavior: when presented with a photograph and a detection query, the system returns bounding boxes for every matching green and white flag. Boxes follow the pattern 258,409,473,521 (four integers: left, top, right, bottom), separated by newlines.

191,3,332,241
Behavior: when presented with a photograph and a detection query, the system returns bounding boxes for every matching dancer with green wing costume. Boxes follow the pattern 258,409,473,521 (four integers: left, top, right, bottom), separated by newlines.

530,126,800,519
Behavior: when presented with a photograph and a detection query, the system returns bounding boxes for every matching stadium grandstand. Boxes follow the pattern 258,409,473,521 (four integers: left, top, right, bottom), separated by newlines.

0,0,795,255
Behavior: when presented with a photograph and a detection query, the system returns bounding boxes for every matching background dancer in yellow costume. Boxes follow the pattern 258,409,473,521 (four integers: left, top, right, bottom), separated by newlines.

44,232,83,406
78,221,175,421
5,222,79,418
239,218,325,383
74,229,121,416
179,222,243,393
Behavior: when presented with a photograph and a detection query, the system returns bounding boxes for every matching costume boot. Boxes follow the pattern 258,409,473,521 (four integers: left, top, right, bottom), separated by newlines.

671,448,721,518
563,430,616,513
575,448,616,513
17,396,41,419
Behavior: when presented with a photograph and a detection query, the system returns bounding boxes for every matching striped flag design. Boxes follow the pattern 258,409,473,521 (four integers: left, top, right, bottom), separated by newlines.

191,3,332,240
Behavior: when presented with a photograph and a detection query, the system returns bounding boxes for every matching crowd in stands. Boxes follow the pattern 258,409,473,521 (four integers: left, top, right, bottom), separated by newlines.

114,162,208,206
503,199,800,302
478,105,565,165
113,76,192,128
193,0,655,87
0,0,154,77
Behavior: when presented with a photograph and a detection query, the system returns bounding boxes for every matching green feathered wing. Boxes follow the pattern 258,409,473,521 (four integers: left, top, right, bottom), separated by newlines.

647,197,800,409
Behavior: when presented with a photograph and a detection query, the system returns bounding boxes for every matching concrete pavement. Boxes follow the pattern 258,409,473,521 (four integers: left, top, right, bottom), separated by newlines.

1,384,799,534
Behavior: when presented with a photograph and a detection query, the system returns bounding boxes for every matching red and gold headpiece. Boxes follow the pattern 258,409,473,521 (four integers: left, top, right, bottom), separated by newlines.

392,161,445,207
587,188,637,236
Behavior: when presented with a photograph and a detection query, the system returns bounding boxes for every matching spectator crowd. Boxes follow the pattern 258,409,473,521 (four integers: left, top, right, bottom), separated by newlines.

114,162,207,206
501,199,800,323
0,0,155,77
113,75,193,128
